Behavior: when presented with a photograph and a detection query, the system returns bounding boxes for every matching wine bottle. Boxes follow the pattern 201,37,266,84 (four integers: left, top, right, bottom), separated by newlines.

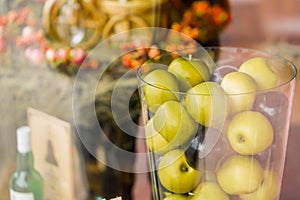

10,126,44,200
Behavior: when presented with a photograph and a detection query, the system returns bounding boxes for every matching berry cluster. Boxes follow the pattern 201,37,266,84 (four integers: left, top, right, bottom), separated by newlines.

171,1,231,43
0,6,98,76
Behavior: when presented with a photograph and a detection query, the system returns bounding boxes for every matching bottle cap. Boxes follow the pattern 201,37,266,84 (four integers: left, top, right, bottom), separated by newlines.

16,126,31,153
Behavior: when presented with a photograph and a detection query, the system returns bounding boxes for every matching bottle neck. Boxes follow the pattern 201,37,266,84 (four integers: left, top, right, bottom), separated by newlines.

17,151,34,171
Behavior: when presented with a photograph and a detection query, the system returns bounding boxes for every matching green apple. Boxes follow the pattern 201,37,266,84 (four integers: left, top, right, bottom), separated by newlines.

152,101,197,147
227,111,274,155
168,57,210,91
158,149,201,194
216,155,263,195
220,71,257,114
240,170,280,200
239,57,279,90
163,192,190,200
145,118,174,154
190,182,229,200
143,69,180,111
184,81,229,127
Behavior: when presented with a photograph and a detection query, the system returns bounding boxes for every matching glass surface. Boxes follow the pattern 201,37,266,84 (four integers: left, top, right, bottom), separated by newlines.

137,47,297,200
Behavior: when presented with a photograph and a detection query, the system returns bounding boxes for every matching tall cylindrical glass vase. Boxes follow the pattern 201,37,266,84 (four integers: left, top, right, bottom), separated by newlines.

137,47,297,200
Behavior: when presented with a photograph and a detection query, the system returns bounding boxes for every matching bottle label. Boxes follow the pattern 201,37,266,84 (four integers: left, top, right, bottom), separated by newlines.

10,189,34,200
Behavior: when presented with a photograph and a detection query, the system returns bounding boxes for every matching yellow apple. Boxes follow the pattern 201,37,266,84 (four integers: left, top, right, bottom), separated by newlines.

158,149,201,194
200,170,218,182
227,111,274,155
184,82,229,127
168,57,211,91
152,101,197,147
240,170,280,200
190,182,229,200
145,118,175,154
239,57,279,90
163,192,190,200
220,71,257,114
216,155,263,195
143,69,180,111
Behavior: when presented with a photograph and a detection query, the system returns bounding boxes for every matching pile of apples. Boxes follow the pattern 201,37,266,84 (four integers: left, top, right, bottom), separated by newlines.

141,53,286,200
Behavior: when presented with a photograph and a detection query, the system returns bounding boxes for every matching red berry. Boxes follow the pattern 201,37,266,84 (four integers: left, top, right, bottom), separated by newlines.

45,48,56,62
70,48,85,65
56,48,68,60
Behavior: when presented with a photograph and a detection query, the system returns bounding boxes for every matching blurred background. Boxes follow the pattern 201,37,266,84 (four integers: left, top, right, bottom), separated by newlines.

0,0,299,199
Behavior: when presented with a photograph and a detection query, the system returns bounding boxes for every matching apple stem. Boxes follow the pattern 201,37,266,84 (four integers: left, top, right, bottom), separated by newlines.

239,136,245,143
181,164,189,172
